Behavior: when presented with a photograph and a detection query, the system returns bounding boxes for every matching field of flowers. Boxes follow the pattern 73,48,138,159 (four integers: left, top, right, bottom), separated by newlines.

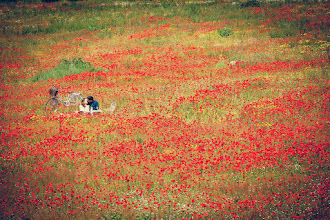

0,1,329,219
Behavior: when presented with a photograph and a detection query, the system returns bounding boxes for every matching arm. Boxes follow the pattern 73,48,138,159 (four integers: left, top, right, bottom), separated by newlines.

91,101,102,113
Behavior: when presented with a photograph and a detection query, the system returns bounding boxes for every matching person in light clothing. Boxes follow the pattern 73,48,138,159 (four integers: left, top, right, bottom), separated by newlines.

78,98,90,114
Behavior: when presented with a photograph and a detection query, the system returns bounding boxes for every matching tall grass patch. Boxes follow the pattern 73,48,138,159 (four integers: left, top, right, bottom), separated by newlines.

31,57,101,82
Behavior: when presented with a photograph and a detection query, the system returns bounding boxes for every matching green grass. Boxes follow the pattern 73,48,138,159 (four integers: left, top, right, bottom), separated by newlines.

218,27,232,37
1,1,325,40
31,57,101,82
269,23,301,39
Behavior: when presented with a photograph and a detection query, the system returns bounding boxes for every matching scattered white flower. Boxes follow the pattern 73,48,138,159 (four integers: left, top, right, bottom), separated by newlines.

229,61,237,66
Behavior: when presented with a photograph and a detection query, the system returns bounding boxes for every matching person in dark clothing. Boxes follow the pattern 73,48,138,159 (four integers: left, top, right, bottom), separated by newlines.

87,96,100,113
86,96,117,114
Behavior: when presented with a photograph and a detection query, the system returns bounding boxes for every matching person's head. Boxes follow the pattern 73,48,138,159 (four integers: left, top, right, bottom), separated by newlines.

81,98,88,107
87,96,94,104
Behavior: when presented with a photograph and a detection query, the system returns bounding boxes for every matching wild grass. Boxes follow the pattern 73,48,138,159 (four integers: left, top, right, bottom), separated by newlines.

31,57,101,82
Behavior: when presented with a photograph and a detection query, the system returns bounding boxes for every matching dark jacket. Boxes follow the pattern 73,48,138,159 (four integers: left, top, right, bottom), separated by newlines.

89,100,99,111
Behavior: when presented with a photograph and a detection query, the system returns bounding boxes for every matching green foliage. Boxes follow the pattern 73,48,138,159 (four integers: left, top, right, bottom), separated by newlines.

240,0,260,8
216,61,225,69
181,3,202,22
1,2,130,35
101,213,124,220
42,0,60,2
31,57,100,82
160,0,176,8
269,27,300,38
218,28,232,37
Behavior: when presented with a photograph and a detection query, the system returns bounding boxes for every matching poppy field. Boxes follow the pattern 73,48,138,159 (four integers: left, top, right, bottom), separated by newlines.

0,1,329,219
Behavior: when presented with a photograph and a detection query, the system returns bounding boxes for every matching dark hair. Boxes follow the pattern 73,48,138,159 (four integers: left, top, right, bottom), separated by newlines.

81,98,88,104
87,96,94,101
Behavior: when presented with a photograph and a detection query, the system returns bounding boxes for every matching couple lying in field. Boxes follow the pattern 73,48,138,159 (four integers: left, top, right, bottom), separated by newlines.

78,96,116,114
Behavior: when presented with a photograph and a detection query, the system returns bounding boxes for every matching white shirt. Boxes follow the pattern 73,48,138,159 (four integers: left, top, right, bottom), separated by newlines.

79,105,90,113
